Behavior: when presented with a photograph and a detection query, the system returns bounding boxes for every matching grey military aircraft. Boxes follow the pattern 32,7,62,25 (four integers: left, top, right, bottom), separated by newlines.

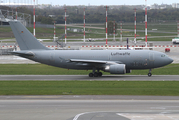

9,21,173,77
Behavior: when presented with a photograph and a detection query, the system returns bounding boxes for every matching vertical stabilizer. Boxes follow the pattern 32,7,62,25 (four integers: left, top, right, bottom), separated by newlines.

9,21,49,50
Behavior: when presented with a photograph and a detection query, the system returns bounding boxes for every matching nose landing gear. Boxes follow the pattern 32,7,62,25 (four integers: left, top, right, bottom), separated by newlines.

148,69,152,77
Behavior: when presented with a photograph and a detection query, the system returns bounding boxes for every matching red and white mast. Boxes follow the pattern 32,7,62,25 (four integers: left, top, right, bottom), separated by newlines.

65,8,67,44
145,0,147,47
33,0,35,37
16,7,17,20
134,8,137,44
178,21,179,37
12,8,14,19
113,21,115,41
54,21,56,42
120,21,122,43
84,7,85,42
105,5,108,46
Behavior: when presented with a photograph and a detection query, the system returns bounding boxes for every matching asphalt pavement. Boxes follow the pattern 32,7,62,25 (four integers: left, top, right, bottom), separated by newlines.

0,75,179,81
0,95,179,120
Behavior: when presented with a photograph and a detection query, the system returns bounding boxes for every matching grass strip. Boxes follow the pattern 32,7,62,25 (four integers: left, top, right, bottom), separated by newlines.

0,64,178,75
0,22,176,41
0,81,179,96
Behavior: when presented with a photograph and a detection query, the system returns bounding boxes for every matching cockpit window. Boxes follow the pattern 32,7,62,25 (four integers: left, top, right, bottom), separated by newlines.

161,54,166,57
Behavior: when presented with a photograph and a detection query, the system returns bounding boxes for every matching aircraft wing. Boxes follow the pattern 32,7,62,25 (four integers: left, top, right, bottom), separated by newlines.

70,59,122,65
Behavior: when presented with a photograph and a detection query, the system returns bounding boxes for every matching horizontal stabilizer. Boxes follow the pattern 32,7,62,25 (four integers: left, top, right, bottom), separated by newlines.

11,51,34,57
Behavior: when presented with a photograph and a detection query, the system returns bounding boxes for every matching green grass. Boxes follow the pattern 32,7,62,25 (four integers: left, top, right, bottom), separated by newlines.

147,37,174,41
117,23,177,32
0,81,179,95
0,63,178,75
129,64,179,75
1,22,177,41
0,64,178,96
0,64,90,75
0,26,12,32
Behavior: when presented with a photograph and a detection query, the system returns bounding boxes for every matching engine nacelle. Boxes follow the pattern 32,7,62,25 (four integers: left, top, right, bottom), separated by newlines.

105,64,126,74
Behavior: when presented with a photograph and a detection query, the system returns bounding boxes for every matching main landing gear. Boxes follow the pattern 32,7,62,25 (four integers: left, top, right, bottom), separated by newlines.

89,69,102,77
89,72,102,77
148,69,152,77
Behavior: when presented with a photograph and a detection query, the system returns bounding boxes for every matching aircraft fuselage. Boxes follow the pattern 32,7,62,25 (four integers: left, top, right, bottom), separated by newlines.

26,49,173,71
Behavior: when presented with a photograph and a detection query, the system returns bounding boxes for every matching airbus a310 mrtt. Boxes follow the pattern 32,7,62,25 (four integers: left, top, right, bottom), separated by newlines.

9,21,173,77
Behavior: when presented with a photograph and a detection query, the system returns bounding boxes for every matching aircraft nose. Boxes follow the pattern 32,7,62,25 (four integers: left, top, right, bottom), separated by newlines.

167,57,173,64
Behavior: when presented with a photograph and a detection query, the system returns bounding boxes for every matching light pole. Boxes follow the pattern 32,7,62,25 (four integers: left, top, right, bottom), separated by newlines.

113,21,115,41
65,8,67,44
84,7,85,42
145,0,148,47
120,21,122,43
104,5,109,47
33,0,36,37
53,21,56,42
134,8,137,44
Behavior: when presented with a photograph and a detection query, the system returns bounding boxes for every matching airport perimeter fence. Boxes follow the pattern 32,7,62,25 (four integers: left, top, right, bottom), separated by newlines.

0,25,10,27
0,23,53,28
0,48,14,55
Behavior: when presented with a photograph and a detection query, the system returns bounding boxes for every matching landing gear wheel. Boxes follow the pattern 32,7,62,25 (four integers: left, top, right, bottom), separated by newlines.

89,73,94,77
94,72,98,77
148,73,152,77
98,72,102,77
89,68,102,77
148,69,152,77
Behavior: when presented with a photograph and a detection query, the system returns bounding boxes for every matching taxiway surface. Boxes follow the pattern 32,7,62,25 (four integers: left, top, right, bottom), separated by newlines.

0,75,179,81
0,95,179,120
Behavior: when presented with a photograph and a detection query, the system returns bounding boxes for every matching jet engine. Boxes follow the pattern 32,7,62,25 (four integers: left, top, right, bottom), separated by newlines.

104,64,126,74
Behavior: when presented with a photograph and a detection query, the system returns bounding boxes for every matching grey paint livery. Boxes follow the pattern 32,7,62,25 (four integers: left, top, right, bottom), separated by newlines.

9,21,173,77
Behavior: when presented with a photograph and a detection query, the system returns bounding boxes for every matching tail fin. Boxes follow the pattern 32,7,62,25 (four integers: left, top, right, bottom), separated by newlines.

9,21,50,50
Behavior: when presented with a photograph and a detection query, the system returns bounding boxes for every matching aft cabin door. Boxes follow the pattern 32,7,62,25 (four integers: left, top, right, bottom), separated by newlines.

108,55,111,60
50,53,55,62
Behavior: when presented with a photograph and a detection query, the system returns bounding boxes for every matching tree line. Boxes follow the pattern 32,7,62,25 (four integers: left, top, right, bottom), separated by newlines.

1,6,179,24
33,6,179,24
